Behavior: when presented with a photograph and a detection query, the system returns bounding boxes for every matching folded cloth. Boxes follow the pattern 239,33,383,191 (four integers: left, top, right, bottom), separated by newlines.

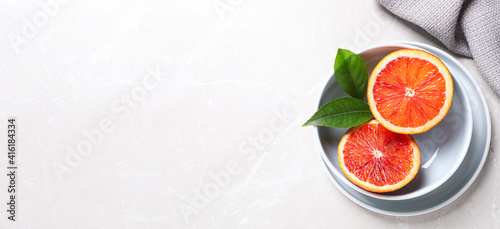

378,0,500,96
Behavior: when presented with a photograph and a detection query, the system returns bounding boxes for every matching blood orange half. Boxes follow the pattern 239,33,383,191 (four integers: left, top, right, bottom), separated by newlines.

367,49,453,134
338,120,420,193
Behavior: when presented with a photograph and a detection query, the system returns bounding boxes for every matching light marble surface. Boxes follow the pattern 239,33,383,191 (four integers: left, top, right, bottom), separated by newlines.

1,0,499,228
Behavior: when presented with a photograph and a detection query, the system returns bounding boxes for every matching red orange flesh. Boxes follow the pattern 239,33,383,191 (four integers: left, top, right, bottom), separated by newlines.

338,120,420,193
367,49,453,134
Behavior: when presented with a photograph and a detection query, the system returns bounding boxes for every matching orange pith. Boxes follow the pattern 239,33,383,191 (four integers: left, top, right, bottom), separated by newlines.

338,120,420,193
367,49,453,134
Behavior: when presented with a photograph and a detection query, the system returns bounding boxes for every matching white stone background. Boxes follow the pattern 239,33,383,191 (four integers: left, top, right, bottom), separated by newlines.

0,0,499,228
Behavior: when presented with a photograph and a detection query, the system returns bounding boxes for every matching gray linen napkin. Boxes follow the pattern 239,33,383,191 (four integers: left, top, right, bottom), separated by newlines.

378,0,500,96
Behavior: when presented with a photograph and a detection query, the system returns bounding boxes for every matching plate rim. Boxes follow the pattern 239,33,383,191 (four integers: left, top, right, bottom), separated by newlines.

315,41,491,215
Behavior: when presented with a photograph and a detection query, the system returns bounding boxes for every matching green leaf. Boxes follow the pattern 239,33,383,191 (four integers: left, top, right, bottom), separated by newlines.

334,49,368,100
302,97,373,128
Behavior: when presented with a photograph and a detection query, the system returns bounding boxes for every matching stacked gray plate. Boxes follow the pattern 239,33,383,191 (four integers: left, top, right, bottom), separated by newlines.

314,41,491,216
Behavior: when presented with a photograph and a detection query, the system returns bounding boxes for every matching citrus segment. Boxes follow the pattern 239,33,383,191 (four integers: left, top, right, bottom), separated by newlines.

367,49,453,134
338,120,420,193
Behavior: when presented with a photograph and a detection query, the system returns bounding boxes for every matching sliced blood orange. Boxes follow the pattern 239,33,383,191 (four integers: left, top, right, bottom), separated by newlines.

367,49,453,134
338,120,420,193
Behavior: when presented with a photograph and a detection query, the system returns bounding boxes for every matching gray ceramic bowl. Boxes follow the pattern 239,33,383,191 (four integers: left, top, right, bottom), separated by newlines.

316,41,490,215
316,43,473,200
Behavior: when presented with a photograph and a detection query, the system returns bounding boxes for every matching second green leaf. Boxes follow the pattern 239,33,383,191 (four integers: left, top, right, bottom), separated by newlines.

334,49,368,100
